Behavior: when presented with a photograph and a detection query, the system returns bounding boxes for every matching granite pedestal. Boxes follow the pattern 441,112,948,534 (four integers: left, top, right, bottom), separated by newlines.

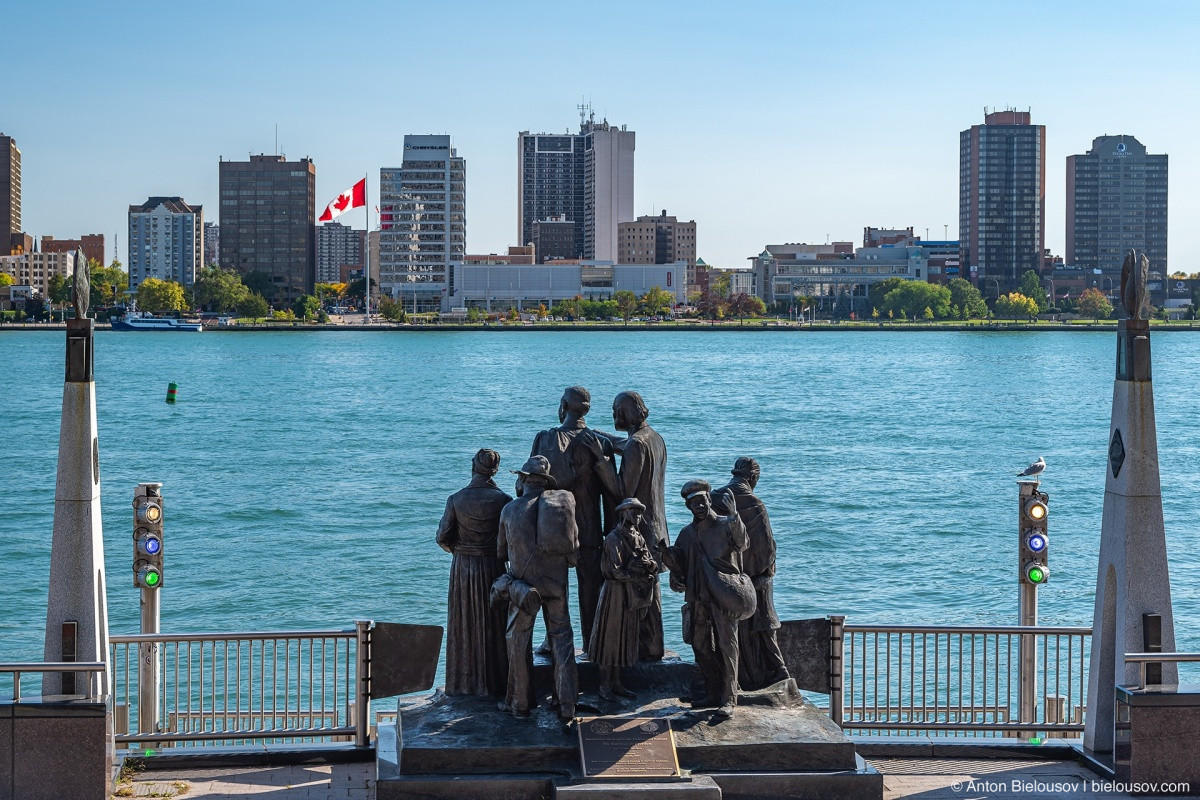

377,656,882,800
0,696,111,800
1114,684,1200,790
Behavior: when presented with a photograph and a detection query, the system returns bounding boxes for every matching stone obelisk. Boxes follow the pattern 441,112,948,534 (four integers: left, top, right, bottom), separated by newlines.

42,249,110,697
1083,250,1177,753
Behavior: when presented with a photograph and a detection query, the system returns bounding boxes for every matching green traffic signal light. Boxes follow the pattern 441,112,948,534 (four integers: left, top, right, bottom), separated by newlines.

1025,564,1048,584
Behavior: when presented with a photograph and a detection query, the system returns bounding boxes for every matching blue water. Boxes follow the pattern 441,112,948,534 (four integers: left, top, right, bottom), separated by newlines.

2,330,1199,667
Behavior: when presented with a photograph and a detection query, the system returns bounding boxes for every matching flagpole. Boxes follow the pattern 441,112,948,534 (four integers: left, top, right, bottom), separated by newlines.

364,174,370,324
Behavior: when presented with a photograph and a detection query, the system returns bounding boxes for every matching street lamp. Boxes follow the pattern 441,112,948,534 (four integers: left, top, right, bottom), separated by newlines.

1103,276,1115,299
987,277,1001,301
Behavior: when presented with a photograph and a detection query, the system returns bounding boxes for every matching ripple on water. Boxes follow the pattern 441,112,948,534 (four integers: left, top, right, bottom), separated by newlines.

3,329,1200,678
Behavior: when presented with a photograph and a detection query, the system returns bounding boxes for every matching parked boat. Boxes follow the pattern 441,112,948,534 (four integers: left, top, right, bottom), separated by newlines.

111,311,203,332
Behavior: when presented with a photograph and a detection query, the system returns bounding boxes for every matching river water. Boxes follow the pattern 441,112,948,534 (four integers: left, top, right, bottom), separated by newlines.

2,329,1198,666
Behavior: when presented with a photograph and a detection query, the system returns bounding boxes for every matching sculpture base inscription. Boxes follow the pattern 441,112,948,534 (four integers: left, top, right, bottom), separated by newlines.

578,716,681,779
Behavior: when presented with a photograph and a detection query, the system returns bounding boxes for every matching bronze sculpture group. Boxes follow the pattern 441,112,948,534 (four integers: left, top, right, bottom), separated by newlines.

434,388,790,723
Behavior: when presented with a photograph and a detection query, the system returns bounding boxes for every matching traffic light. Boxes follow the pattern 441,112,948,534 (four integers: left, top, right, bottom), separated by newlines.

133,483,164,589
1019,487,1049,585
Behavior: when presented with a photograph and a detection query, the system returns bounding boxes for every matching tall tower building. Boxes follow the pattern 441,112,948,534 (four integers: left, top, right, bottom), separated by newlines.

1,133,21,254
1067,135,1167,277
518,112,635,261
378,135,465,311
317,221,364,284
959,110,1046,290
128,197,204,290
218,154,316,304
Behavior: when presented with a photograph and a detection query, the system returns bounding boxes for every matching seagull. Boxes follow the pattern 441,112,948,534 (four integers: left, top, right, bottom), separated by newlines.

1017,457,1046,482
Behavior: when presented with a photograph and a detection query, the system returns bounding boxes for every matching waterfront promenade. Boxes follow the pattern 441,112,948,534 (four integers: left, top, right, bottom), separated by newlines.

117,750,1155,799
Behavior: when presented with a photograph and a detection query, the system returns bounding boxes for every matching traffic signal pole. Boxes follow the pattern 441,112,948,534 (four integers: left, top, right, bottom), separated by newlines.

134,482,163,744
1017,480,1049,727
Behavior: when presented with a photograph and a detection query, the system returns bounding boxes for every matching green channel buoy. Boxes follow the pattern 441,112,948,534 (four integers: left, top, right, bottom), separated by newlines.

166,382,177,404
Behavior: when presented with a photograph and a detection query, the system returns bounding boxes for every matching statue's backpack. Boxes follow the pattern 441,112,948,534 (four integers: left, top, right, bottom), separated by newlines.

536,489,579,564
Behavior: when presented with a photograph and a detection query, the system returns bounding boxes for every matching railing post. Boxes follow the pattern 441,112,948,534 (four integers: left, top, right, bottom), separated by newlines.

829,615,845,727
354,620,372,747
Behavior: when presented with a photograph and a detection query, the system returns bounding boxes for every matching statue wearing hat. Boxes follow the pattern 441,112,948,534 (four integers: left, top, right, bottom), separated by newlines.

496,455,580,720
436,449,513,698
663,480,752,720
589,498,658,702
715,458,790,690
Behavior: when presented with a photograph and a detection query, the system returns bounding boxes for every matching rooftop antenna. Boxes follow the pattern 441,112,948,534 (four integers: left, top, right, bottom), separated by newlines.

944,224,949,239
578,100,588,130
826,233,830,245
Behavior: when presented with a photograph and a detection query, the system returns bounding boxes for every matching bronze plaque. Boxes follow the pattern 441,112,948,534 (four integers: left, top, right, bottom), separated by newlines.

577,716,680,779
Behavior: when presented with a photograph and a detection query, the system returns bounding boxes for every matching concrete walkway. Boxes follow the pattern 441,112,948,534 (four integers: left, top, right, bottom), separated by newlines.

116,763,374,799
117,757,1155,799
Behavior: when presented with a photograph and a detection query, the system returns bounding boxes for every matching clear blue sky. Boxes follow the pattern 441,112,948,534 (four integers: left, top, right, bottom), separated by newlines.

5,0,1197,272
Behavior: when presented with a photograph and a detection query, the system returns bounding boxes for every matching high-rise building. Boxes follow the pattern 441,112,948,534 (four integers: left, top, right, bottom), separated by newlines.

203,221,220,267
959,110,1046,290
618,210,697,285
378,135,465,311
1,134,21,254
1067,135,1168,276
317,221,364,284
42,234,105,266
518,112,635,262
218,154,316,304
127,197,203,289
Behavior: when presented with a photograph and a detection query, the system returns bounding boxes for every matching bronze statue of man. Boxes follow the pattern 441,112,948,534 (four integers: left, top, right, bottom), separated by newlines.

436,449,512,698
716,457,789,690
664,480,751,720
594,391,668,661
530,387,620,653
497,456,580,721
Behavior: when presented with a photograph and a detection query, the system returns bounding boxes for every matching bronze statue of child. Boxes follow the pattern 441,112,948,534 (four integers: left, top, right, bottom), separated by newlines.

588,498,658,701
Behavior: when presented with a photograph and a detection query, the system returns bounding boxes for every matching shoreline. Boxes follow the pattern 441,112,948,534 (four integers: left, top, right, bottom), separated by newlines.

2,321,1197,333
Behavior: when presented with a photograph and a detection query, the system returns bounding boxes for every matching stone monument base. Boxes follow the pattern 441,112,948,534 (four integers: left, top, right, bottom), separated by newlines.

377,656,882,800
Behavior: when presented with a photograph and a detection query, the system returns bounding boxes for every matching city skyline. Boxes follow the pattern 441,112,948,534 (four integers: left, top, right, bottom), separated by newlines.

4,0,1197,273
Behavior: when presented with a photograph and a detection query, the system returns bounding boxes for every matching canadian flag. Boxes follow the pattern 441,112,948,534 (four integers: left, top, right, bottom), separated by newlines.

319,178,366,222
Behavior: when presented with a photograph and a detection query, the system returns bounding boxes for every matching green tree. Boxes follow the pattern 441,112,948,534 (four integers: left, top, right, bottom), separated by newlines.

881,281,952,320
614,289,638,322
193,266,250,312
1018,270,1049,312
236,293,269,320
0,272,13,287
923,306,934,320
867,277,910,312
947,278,988,319
241,270,275,301
994,292,1039,321
1077,287,1114,322
378,295,407,322
271,308,297,321
292,294,321,321
85,259,129,307
137,278,188,313
640,285,674,317
466,306,482,323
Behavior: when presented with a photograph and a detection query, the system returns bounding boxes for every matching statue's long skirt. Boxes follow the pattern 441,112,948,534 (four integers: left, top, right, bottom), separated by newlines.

445,553,508,697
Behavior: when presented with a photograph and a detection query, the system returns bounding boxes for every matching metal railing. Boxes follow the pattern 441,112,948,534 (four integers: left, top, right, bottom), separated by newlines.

109,622,369,747
1,662,107,701
838,623,1091,735
1124,651,1200,689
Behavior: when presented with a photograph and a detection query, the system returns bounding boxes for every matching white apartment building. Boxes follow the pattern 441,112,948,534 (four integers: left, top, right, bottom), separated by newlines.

0,250,76,297
378,136,465,312
128,197,203,289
